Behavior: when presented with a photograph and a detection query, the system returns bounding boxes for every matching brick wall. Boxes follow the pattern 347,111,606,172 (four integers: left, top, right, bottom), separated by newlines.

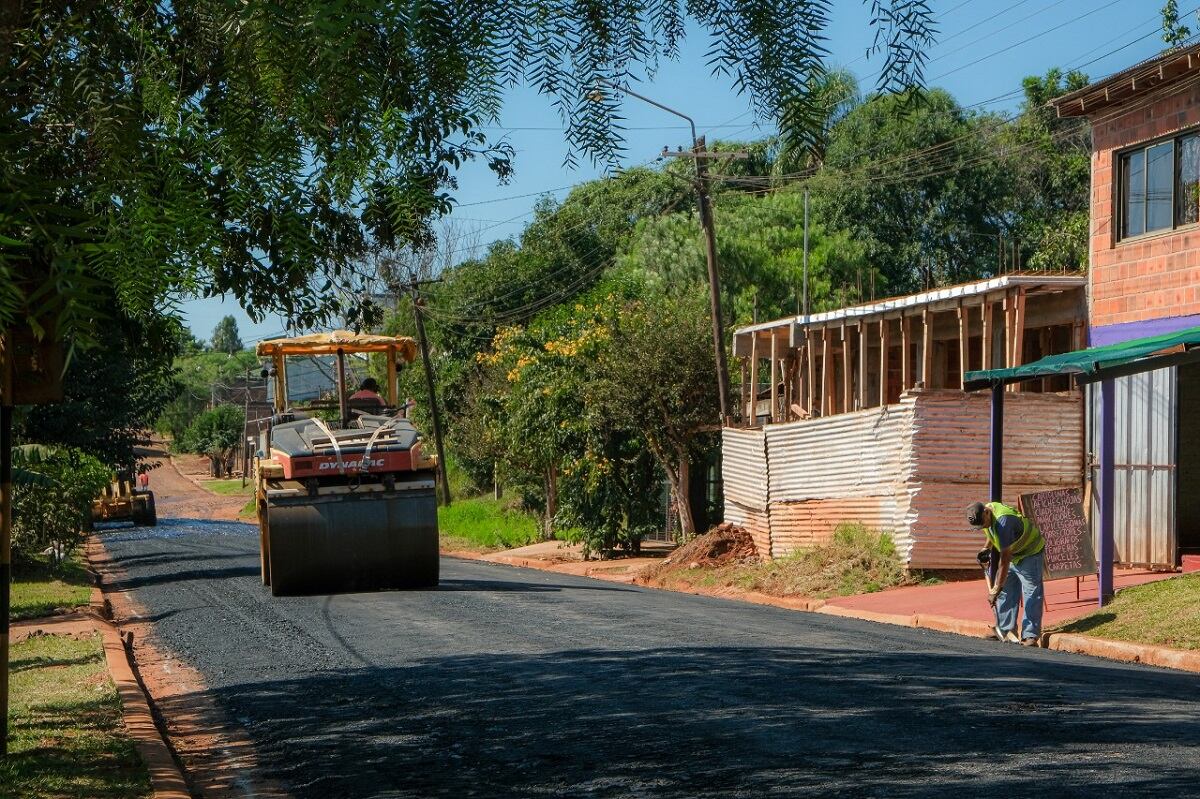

1090,83,1200,334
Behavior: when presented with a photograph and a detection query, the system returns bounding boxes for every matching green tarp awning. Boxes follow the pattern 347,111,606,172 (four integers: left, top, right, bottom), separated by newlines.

964,324,1200,391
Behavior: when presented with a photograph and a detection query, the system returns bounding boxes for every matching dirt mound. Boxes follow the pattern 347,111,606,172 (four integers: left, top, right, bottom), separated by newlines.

642,524,758,583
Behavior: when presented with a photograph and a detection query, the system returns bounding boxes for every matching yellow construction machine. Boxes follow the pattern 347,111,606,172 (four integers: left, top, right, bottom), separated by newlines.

253,331,440,596
90,470,157,528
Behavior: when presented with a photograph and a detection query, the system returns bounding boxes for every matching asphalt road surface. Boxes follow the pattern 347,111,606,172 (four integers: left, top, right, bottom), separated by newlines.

102,518,1200,798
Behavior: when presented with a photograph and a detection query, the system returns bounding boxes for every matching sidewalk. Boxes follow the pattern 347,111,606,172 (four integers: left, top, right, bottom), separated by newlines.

464,539,676,583
825,568,1176,628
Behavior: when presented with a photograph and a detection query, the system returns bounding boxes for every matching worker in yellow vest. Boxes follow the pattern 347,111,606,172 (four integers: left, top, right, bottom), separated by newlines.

966,501,1045,647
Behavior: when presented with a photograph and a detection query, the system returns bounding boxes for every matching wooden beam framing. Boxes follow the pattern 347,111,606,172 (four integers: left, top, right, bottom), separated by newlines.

982,299,994,371
857,320,868,411
921,308,933,389
739,357,749,427
957,303,969,389
841,323,852,414
880,317,891,406
821,328,833,417
901,314,912,391
1039,327,1052,392
769,333,779,423
748,333,759,423
1010,287,1026,393
807,329,817,415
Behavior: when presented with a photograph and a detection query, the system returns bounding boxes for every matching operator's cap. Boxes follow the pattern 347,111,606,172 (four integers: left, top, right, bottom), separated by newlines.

966,502,986,528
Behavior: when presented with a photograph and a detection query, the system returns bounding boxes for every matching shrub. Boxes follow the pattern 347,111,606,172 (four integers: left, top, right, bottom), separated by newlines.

12,447,111,569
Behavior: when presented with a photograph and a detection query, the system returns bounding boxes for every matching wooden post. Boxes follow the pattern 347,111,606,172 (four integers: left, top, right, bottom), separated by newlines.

821,327,833,417
739,357,749,427
858,320,868,410
749,334,759,424
958,303,969,389
769,333,779,423
901,315,912,391
807,330,817,415
1009,288,1026,392
1004,290,1015,369
921,308,933,389
880,317,891,406
796,344,806,418
841,323,852,414
982,299,994,371
1039,327,1052,392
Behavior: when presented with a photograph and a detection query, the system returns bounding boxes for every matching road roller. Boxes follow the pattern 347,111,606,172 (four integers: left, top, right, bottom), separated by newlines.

254,331,440,596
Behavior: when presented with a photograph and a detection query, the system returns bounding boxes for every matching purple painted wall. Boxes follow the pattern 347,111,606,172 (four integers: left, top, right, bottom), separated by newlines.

1089,313,1200,347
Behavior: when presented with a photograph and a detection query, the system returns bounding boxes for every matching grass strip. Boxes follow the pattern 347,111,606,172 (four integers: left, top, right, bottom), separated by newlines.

0,633,152,798
12,553,92,622
439,496,540,551
1058,574,1200,650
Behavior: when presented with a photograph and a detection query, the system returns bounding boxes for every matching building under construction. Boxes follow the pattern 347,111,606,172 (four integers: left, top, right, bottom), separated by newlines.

722,274,1088,570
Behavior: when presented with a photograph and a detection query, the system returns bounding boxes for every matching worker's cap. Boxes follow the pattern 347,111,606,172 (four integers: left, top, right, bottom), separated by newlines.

965,502,987,528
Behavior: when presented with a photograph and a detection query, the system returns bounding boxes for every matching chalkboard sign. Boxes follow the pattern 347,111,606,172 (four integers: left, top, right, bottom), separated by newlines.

1020,488,1096,579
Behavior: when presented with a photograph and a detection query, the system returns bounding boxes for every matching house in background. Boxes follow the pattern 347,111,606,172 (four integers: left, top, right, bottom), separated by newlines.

1049,44,1200,570
722,274,1088,569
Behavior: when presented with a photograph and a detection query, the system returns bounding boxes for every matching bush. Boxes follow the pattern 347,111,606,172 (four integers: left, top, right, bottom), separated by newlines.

176,404,245,476
12,447,111,569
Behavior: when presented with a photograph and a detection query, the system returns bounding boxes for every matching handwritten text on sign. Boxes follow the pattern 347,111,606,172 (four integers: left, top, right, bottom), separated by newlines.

1020,488,1096,579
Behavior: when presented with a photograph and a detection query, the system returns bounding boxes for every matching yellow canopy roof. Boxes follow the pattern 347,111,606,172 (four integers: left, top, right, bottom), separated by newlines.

256,330,418,361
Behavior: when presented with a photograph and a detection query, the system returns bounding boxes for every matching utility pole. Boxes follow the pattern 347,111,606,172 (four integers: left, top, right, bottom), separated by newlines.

404,282,451,507
803,188,810,319
596,79,742,424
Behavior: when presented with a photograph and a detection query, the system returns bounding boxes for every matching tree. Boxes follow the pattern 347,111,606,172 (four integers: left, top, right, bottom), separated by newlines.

814,89,1014,294
2,1,937,342
154,349,260,442
621,188,870,326
590,286,719,538
210,316,244,355
16,306,182,470
179,405,246,477
1163,0,1193,48
998,69,1092,272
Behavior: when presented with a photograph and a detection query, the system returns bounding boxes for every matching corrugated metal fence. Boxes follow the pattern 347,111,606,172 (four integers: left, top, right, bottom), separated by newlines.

1088,369,1176,568
723,390,1085,569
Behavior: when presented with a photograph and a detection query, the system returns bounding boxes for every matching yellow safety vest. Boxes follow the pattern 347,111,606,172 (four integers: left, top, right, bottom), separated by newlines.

984,501,1045,564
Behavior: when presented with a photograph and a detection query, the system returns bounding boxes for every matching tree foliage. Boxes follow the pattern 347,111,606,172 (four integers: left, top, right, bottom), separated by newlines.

16,307,182,470
11,446,111,568
210,316,244,355
2,0,936,340
177,405,246,477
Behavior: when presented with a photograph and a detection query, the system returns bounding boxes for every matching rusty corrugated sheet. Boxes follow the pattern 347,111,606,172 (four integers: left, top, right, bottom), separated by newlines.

904,481,1064,570
764,408,908,500
907,391,1082,486
721,390,1084,570
763,408,910,558
721,428,767,511
769,497,900,558
904,391,1084,570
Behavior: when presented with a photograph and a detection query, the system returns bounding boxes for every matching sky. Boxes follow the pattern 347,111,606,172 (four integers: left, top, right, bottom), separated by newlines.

181,0,1182,344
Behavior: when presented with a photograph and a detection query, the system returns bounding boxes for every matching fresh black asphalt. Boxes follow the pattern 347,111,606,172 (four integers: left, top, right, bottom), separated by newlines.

102,518,1200,798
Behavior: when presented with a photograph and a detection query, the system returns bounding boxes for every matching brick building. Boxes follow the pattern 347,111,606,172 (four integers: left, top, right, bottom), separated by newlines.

1048,46,1200,570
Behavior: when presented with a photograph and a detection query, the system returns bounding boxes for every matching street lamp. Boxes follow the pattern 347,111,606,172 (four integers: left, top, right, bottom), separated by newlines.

594,78,733,424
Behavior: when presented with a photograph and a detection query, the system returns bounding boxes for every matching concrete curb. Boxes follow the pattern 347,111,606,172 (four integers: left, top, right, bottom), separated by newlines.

1044,632,1200,671
88,573,192,798
444,548,1200,673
